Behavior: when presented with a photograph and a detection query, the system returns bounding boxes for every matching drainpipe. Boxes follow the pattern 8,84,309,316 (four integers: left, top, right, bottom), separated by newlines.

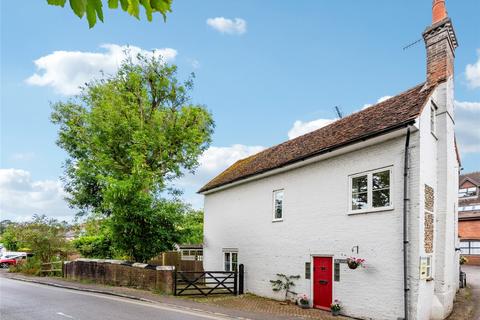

403,127,411,320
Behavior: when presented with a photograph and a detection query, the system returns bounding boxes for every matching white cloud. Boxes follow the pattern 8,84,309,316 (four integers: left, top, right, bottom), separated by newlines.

206,17,246,35
466,49,480,89
362,95,393,110
287,118,335,140
0,169,74,222
455,101,480,154
26,44,177,95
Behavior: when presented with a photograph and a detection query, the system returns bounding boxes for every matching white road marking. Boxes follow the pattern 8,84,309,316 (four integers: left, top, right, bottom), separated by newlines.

57,312,75,319
5,278,246,320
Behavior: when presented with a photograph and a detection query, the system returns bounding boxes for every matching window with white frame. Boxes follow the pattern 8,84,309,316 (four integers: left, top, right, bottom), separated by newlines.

350,168,392,213
223,250,238,272
459,205,480,212
460,240,480,256
420,256,432,280
458,187,477,198
430,105,436,135
181,249,203,261
273,190,284,221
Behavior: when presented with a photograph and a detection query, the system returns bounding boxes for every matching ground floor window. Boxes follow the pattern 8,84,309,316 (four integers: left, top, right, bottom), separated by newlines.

460,240,480,255
223,250,238,272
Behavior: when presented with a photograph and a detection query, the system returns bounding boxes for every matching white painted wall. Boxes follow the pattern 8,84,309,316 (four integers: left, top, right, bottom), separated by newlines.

204,133,417,319
428,79,460,320
203,83,458,320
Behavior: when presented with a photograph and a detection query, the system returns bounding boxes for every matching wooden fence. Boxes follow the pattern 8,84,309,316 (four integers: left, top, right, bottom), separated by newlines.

149,251,203,272
39,261,63,276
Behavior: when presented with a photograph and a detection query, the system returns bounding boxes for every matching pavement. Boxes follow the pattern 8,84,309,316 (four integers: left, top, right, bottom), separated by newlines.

0,277,247,320
463,265,480,320
0,271,339,320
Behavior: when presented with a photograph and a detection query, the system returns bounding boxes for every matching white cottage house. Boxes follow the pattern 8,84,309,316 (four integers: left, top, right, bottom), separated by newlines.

200,1,460,319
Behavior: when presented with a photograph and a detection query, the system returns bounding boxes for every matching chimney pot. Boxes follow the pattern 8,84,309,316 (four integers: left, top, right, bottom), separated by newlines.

432,0,447,24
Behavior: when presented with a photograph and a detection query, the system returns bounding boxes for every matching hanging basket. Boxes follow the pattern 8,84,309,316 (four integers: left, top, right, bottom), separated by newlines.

346,257,365,270
347,260,359,270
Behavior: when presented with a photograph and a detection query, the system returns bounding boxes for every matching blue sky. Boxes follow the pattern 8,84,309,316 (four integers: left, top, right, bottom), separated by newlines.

1,1,479,221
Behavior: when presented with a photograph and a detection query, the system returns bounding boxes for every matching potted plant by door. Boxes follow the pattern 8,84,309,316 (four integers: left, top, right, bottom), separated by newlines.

330,299,342,316
347,257,365,270
297,294,310,309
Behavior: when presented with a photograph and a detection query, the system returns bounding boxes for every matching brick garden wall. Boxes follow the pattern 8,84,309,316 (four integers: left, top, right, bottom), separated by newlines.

64,259,174,293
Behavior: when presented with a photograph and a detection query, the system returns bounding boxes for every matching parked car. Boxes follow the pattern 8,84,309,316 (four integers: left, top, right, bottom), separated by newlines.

0,254,21,268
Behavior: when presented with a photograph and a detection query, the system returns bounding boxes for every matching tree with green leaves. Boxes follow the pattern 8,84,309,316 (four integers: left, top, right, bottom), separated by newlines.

2,215,71,262
47,0,172,28
177,209,203,245
51,54,214,262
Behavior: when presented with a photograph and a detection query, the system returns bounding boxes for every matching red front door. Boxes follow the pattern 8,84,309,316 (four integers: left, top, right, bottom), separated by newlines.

313,257,333,310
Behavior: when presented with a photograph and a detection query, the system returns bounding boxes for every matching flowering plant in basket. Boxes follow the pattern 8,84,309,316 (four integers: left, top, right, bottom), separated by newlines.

347,257,365,269
297,293,309,308
330,299,342,316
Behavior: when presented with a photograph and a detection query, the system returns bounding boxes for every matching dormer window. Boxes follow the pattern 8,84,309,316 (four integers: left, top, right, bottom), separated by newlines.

459,187,477,198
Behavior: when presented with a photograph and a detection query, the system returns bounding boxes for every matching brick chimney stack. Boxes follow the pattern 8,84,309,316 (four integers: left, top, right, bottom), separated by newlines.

423,0,458,87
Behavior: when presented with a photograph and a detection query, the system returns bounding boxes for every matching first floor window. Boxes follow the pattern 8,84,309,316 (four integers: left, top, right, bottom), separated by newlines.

458,187,477,198
273,189,284,221
460,240,480,255
224,250,238,271
350,167,392,213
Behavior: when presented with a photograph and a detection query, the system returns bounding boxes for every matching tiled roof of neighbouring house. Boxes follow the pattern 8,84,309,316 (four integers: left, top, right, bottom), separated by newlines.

460,172,480,187
199,83,435,193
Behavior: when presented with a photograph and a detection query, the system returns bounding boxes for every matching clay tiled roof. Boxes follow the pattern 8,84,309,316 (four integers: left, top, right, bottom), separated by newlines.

199,83,435,193
460,172,480,187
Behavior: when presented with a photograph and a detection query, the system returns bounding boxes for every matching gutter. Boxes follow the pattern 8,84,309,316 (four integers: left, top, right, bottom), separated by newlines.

403,126,411,320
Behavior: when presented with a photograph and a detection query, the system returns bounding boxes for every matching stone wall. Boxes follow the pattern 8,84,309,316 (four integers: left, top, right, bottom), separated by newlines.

64,259,174,293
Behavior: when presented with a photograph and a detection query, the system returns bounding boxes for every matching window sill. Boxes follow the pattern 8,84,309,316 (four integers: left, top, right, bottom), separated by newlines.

272,218,284,223
348,206,394,216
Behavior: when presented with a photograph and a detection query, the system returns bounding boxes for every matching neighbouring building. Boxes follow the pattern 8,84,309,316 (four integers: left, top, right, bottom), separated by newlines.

458,172,480,265
200,1,460,319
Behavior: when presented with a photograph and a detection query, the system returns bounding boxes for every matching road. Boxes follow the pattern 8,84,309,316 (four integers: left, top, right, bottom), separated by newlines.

0,277,237,320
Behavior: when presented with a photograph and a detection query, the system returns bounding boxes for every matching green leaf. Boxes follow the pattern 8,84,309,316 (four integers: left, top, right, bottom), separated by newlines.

150,0,171,21
119,0,129,11
47,0,67,7
69,0,86,18
127,0,140,19
140,0,152,21
89,0,104,22
86,0,97,28
108,0,118,9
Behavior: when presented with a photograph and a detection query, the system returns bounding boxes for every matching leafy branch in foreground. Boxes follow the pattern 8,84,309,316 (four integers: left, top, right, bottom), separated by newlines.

47,0,172,28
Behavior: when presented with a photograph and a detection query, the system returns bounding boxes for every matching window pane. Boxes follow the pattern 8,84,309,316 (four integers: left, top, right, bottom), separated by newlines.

232,253,238,272
373,189,390,208
274,191,283,219
471,248,480,255
352,175,368,193
373,170,390,190
352,192,368,210
224,252,230,271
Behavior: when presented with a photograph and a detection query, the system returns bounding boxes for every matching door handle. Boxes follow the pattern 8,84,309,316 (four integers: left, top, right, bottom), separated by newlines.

319,280,328,285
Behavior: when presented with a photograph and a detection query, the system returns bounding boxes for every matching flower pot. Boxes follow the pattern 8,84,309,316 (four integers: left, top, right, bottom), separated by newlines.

332,309,340,316
347,261,358,269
